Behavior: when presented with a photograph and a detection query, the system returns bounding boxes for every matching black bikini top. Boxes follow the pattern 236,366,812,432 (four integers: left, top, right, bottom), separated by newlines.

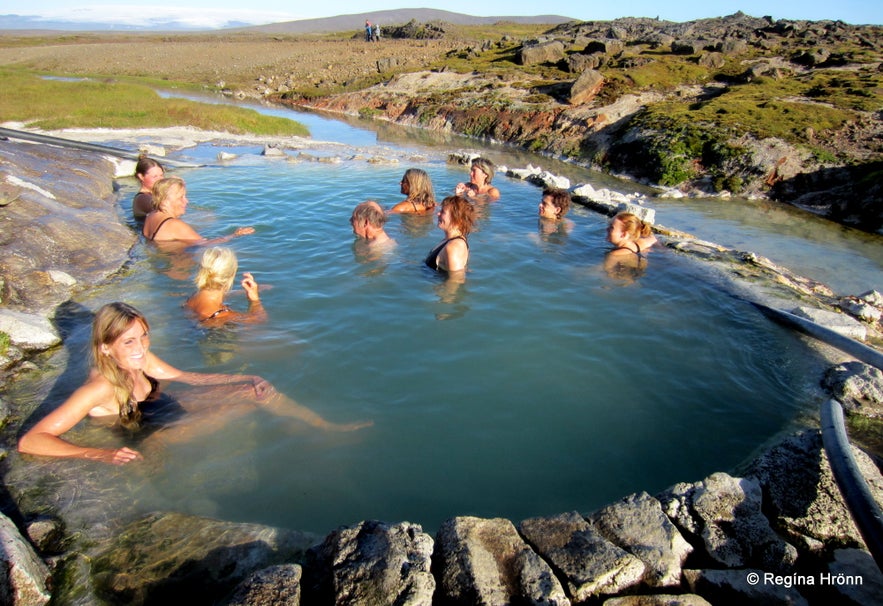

425,235,468,271
147,216,174,241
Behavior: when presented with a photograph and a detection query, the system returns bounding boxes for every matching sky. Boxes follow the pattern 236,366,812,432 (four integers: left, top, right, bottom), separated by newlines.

2,1,880,29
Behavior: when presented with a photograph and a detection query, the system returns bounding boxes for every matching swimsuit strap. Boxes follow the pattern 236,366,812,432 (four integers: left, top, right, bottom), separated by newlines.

148,216,174,241
137,374,160,405
205,305,233,320
410,200,420,212
425,235,467,271
614,242,641,256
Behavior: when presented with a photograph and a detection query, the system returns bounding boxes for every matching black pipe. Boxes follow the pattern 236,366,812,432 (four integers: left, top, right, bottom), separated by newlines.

751,302,883,371
820,399,883,573
0,126,200,168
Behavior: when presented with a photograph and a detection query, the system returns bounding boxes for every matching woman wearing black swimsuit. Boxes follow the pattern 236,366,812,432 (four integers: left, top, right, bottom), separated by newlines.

604,211,657,282
132,155,164,220
142,177,255,245
18,303,369,465
425,195,476,274
605,211,657,256
185,247,266,325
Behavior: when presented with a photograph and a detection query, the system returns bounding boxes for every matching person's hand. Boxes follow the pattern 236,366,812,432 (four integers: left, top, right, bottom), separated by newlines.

241,272,260,301
454,182,467,195
251,376,275,400
104,447,143,465
234,226,255,236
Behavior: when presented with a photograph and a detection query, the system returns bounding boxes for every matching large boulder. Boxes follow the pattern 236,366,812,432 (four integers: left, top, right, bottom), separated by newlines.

683,568,809,605
305,519,435,605
220,564,303,606
518,40,566,66
433,516,569,605
569,69,605,106
746,430,883,554
90,512,317,605
0,512,51,606
518,511,645,600
823,361,883,417
0,140,137,315
589,491,692,587
657,472,797,572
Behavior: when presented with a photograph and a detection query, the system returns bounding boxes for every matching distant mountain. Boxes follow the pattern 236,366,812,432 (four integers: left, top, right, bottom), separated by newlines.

0,14,255,32
232,9,576,35
0,9,575,34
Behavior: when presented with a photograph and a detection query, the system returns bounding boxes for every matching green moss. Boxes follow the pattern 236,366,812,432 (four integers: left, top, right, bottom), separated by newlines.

358,107,382,120
0,331,9,356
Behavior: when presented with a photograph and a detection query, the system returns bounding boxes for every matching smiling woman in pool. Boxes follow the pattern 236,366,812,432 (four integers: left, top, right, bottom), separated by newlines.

18,302,370,465
425,195,476,275
142,177,255,245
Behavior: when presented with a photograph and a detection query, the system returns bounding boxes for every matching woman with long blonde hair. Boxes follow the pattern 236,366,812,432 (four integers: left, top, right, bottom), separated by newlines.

389,168,437,214
19,302,368,464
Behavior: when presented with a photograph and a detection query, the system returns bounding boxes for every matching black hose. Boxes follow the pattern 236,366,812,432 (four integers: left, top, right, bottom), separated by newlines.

820,399,883,573
0,126,200,168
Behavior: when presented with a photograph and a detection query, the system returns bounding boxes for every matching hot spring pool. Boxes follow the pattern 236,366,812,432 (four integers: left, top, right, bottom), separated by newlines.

20,152,824,535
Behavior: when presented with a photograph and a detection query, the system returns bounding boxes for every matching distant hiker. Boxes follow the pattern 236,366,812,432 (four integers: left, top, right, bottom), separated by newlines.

374,23,381,42
365,20,372,42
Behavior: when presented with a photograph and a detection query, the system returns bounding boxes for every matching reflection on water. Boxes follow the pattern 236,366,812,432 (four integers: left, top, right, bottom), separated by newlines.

8,155,834,538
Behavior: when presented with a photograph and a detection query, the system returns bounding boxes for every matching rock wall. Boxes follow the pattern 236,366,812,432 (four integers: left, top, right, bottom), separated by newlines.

2,138,883,605
277,13,883,233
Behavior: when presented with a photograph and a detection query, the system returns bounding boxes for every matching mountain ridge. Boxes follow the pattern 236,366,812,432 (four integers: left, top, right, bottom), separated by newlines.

0,8,576,33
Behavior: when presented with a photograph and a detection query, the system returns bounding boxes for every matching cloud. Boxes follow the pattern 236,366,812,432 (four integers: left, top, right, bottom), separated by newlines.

28,4,301,28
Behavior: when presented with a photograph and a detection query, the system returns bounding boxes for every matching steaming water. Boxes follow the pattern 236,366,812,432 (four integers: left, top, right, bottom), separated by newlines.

9,102,879,538
15,153,823,536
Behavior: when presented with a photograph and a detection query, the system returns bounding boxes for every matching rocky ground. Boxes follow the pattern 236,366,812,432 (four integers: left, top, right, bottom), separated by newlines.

2,18,883,604
2,13,881,232
0,32,457,93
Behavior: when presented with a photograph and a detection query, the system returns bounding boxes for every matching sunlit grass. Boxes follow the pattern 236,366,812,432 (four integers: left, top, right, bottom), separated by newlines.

0,68,309,135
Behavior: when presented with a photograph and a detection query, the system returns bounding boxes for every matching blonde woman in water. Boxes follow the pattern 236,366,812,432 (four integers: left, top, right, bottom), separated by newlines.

18,302,370,465
185,247,267,325
389,168,437,214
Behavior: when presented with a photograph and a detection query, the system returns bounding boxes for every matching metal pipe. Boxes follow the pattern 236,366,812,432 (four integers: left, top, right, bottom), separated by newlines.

820,399,883,573
750,302,883,371
0,126,200,168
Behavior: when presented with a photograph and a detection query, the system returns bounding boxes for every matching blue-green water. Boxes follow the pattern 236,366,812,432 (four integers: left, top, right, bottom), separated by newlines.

53,153,820,535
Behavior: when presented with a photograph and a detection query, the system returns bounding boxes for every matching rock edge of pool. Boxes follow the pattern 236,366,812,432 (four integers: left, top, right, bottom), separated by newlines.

1,135,882,605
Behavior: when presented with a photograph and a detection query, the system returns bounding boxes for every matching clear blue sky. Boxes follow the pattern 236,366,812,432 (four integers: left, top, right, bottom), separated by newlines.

4,1,880,28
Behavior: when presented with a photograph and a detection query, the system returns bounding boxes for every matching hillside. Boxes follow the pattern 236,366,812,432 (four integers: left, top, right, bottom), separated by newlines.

0,11,880,232
274,12,883,232
233,8,575,35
